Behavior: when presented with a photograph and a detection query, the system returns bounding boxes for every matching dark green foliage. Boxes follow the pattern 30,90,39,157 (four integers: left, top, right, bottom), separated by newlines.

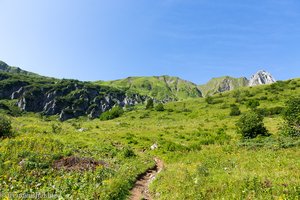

100,106,124,121
266,81,287,93
205,96,214,104
0,101,22,116
267,106,284,116
256,107,284,117
0,115,12,137
122,146,135,158
259,96,268,100
282,97,300,136
236,111,269,139
145,99,154,110
246,99,260,110
155,103,165,111
229,104,241,116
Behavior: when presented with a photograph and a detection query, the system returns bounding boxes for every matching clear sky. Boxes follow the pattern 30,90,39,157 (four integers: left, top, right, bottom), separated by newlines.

1,0,300,84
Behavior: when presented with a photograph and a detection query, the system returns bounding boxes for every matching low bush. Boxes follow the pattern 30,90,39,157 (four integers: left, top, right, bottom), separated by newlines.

236,111,269,139
145,99,154,110
0,115,12,137
281,97,300,137
100,106,124,121
205,96,214,104
229,104,241,116
246,99,260,110
155,103,165,111
122,146,136,158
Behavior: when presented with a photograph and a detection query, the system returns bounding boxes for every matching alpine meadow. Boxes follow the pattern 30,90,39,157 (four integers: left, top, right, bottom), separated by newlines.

0,60,299,199
1,1,300,200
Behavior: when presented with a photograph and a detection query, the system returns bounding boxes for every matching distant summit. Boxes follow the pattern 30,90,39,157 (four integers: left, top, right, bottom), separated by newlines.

199,70,276,96
249,70,276,86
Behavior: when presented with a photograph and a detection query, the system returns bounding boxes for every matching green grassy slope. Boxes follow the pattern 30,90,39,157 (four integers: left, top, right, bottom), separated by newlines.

0,78,299,199
96,75,202,101
199,76,249,97
0,60,41,76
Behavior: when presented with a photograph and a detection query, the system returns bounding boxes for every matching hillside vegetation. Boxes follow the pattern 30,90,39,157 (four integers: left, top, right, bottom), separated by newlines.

0,73,299,199
0,61,40,77
96,75,202,101
198,76,249,97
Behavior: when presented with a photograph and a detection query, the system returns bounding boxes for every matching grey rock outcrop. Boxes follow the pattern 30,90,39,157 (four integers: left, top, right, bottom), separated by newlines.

13,81,147,121
249,70,276,86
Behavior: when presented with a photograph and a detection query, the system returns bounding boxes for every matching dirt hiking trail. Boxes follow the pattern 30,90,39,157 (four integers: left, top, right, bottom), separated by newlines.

129,158,163,200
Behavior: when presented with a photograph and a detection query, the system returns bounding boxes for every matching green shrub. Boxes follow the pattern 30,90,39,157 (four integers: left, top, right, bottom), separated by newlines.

268,106,284,116
100,106,124,121
259,96,268,100
145,99,154,110
255,108,268,117
229,104,241,116
205,96,214,104
257,106,284,117
236,111,269,139
122,146,135,158
282,97,300,137
155,103,165,111
0,115,12,137
246,99,260,110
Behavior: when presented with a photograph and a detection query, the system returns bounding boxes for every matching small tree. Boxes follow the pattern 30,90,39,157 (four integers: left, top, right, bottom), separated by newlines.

146,99,154,110
229,104,241,116
0,115,12,137
155,103,165,111
236,111,269,139
282,97,300,136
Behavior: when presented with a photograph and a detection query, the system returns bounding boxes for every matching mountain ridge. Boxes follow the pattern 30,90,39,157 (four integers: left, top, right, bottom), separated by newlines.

96,75,203,101
249,70,276,86
0,60,278,118
0,60,40,76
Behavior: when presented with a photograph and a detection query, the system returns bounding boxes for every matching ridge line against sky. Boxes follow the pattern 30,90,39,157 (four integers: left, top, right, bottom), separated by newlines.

1,0,300,84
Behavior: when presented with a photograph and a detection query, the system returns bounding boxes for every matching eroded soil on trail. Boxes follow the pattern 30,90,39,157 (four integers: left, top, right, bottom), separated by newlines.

129,158,163,200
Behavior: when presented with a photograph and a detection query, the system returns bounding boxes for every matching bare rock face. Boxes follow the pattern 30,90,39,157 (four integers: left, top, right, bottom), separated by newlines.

249,70,276,86
12,80,148,121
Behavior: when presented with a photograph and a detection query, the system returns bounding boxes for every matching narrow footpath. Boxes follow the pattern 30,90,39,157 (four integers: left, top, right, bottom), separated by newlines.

129,158,164,200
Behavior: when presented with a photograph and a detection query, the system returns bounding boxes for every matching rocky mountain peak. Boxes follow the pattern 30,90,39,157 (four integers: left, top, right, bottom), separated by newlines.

249,70,276,86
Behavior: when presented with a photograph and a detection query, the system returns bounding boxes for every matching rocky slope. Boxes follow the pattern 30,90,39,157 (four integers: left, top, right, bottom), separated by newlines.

17,80,146,121
0,71,146,121
249,70,276,86
199,70,276,96
97,75,202,101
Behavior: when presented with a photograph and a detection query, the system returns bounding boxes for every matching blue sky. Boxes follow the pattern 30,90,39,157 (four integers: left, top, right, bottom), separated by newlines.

1,0,300,84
